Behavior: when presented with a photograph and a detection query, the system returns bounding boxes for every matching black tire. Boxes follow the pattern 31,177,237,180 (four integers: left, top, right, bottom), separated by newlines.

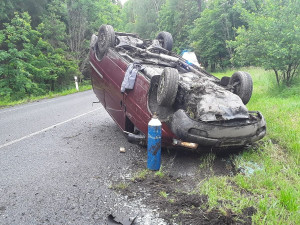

96,25,115,60
220,76,230,86
156,31,173,51
157,68,179,106
229,71,253,105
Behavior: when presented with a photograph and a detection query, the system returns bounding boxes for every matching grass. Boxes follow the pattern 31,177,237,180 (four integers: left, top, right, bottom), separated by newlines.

155,166,165,178
131,169,149,181
110,182,129,190
201,67,300,224
159,191,168,198
0,83,92,108
199,153,216,169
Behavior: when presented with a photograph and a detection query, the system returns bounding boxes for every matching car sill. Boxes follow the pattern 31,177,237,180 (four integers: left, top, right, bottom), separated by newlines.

90,61,103,78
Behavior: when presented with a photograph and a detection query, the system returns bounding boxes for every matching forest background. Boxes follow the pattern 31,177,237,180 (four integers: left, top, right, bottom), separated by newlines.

0,0,299,102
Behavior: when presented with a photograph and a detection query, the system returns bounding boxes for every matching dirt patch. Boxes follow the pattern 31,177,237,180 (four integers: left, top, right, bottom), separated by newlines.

112,171,254,225
108,148,259,224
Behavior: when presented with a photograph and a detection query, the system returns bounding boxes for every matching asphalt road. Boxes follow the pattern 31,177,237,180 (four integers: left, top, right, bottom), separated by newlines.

0,90,204,224
0,91,164,224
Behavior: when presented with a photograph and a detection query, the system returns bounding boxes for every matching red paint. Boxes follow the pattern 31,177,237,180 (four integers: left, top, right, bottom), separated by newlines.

90,48,177,146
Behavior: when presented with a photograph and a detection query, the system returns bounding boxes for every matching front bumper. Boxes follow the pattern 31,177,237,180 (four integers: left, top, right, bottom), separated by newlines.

170,109,266,147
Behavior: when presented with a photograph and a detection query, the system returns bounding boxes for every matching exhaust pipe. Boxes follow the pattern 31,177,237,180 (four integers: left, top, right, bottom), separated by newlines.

124,131,146,144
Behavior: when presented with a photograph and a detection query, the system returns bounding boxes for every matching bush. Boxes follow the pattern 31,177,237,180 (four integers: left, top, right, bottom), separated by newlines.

0,12,79,101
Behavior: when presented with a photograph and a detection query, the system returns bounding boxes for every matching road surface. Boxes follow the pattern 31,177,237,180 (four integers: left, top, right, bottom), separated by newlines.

0,90,204,224
0,91,148,224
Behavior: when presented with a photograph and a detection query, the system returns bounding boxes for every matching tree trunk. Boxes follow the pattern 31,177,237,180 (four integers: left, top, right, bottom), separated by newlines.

67,0,87,62
211,63,215,72
274,69,280,86
197,0,202,12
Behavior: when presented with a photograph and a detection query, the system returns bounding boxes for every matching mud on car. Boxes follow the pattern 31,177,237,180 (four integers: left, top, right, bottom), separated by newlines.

89,24,266,150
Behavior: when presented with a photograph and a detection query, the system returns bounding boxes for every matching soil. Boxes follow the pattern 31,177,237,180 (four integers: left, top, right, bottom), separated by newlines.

111,149,256,225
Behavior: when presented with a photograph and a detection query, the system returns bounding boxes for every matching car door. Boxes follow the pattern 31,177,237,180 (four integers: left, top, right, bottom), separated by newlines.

98,49,127,130
90,51,106,107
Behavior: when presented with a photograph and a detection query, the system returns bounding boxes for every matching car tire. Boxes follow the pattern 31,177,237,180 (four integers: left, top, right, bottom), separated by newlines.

229,71,253,105
157,67,179,106
220,76,230,86
96,25,115,60
156,31,173,51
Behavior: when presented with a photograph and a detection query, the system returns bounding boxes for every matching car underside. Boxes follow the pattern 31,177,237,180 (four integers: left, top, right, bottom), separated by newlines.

89,24,266,150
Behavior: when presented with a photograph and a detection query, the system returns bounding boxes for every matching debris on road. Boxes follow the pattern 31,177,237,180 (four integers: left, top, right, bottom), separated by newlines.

120,147,126,153
107,213,136,225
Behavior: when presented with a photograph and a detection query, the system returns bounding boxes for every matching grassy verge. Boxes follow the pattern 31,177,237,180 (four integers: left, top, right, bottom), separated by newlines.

0,83,92,108
201,67,300,224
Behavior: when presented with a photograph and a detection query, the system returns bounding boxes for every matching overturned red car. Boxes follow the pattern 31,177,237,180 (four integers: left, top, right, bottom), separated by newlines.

89,24,266,150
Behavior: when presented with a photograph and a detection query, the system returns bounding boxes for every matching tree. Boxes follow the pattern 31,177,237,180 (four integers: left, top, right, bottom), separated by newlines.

0,0,50,28
190,0,248,71
38,0,68,49
0,13,78,100
122,0,165,38
66,0,122,62
158,0,200,53
229,0,300,85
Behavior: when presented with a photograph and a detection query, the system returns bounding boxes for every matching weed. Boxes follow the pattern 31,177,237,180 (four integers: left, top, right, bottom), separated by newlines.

155,167,165,178
179,210,191,215
169,199,175,203
159,191,168,198
199,153,216,169
111,182,129,190
131,169,149,181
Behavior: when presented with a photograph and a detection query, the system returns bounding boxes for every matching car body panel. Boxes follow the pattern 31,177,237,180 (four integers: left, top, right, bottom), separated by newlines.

89,28,266,149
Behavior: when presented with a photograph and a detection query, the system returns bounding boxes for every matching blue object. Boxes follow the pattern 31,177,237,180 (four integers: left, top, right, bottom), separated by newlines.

147,114,162,170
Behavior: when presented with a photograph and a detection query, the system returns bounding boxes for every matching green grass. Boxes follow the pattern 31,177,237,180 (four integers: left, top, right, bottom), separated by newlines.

159,191,168,198
155,166,166,178
0,83,92,108
201,67,300,224
131,169,149,181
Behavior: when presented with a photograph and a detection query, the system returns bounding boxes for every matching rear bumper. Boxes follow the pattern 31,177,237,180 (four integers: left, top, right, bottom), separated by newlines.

170,109,266,147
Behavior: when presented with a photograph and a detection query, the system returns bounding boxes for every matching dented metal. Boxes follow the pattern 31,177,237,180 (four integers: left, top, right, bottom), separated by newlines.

89,27,266,149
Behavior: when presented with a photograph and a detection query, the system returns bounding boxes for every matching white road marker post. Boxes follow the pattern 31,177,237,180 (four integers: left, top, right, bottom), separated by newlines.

74,76,79,91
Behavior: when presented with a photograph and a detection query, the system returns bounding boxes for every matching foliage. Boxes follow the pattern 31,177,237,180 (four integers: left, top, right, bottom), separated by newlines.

0,0,122,102
0,0,49,28
0,13,78,101
229,0,300,85
122,0,165,38
38,0,68,50
1,0,299,101
66,0,122,61
158,0,200,53
190,0,252,71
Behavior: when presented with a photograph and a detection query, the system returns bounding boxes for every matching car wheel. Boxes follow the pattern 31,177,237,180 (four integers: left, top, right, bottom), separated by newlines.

96,25,115,60
220,76,230,86
156,31,173,51
229,71,253,105
157,67,179,106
